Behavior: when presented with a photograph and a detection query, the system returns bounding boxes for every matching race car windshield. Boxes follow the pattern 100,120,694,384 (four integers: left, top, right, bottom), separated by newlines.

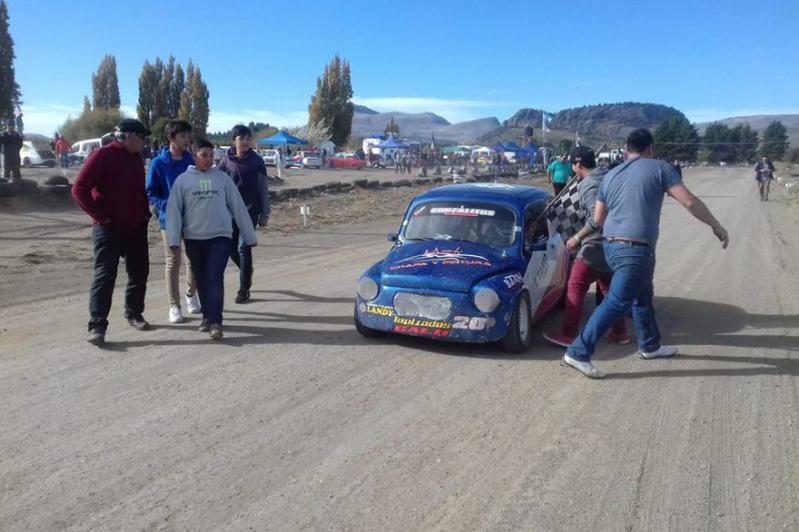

404,201,517,247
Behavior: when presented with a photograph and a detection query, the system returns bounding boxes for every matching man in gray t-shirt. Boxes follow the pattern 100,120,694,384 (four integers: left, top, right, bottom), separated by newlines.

562,128,730,379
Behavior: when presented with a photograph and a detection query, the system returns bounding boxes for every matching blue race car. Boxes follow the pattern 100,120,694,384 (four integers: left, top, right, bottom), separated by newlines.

354,183,570,352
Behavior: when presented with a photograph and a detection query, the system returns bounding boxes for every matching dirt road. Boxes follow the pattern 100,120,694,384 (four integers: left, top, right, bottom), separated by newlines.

1,167,797,531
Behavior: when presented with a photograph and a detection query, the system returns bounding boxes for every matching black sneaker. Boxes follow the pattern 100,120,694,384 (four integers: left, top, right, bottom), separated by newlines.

198,319,210,332
87,328,105,346
127,316,151,331
209,323,223,340
234,291,250,304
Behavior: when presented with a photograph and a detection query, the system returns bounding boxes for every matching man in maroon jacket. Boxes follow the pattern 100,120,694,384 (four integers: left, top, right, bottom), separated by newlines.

72,119,152,346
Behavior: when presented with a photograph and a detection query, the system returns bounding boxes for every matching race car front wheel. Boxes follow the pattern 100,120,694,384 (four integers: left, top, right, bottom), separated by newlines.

501,292,532,353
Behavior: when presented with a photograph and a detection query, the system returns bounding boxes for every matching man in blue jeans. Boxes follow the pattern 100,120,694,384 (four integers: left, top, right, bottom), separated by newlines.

562,128,730,378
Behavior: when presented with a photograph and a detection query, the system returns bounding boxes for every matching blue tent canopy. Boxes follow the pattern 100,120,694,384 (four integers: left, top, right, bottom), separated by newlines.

490,142,505,152
375,135,409,149
256,131,308,145
503,141,522,151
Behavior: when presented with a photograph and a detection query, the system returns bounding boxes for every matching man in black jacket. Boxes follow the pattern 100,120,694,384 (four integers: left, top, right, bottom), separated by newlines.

754,156,775,201
0,120,23,182
217,124,270,303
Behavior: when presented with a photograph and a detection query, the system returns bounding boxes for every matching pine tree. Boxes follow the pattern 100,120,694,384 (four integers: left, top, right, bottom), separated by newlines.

91,54,120,110
0,0,21,119
82,95,91,114
760,120,789,160
654,116,699,161
308,54,354,147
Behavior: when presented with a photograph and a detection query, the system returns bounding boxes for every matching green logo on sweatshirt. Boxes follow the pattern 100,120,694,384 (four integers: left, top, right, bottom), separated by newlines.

199,179,212,192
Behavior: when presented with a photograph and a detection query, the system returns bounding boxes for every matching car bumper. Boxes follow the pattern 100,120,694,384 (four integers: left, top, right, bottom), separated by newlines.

355,287,515,343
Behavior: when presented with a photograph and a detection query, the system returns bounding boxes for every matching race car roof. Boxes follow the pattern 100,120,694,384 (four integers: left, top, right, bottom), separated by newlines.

413,184,550,209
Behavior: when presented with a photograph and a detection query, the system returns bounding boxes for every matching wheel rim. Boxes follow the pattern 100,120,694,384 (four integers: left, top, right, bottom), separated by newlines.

518,297,530,340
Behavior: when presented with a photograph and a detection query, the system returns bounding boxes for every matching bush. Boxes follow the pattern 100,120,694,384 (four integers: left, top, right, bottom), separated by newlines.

785,147,799,165
60,108,124,141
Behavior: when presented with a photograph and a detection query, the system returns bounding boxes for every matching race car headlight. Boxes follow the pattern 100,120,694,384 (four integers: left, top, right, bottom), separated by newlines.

357,277,379,301
474,288,500,312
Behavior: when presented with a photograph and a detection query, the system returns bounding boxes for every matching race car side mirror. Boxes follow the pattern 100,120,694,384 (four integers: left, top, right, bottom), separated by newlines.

387,232,399,242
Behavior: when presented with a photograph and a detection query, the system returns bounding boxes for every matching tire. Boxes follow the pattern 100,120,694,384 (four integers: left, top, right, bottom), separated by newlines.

45,160,56,168
356,165,363,171
23,157,31,168
354,309,383,337
44,175,69,186
500,291,532,353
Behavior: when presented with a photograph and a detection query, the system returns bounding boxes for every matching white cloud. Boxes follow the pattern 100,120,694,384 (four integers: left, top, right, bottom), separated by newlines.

353,96,510,123
20,103,82,135
686,107,799,123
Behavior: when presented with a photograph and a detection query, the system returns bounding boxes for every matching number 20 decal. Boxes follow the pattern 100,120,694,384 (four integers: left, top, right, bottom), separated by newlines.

453,316,494,330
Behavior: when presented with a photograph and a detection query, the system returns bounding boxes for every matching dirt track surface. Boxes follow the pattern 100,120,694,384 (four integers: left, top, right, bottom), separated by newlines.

1,167,798,530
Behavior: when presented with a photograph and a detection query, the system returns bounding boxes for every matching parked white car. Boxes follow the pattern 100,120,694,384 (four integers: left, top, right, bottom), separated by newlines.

20,141,56,168
288,150,322,169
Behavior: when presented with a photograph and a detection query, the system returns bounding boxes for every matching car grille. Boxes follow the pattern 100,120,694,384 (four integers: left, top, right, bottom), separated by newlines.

393,292,452,320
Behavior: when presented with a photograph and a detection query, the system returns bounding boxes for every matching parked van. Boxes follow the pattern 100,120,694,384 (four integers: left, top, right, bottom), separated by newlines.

70,138,102,165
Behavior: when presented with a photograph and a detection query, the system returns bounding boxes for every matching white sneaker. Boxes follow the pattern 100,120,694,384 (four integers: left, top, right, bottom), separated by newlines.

169,305,185,324
638,345,679,359
562,353,606,379
186,294,201,314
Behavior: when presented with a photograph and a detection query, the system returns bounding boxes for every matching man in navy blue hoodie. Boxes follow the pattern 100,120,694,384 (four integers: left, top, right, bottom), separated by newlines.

217,124,270,303
146,120,199,323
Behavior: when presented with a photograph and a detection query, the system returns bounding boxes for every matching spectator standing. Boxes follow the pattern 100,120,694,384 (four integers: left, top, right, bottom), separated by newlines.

145,119,199,324
0,120,23,182
754,155,775,201
71,119,153,346
547,154,573,195
166,139,257,340
562,129,730,378
543,146,628,348
217,125,270,304
55,134,71,168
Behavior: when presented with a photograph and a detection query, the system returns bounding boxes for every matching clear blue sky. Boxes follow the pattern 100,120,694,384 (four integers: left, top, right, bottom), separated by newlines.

8,0,799,135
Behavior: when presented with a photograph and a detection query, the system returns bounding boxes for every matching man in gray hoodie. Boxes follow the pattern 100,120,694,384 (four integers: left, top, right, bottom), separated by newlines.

166,139,257,339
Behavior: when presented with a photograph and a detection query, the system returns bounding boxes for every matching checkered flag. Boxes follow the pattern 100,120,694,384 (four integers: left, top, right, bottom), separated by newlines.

546,177,584,241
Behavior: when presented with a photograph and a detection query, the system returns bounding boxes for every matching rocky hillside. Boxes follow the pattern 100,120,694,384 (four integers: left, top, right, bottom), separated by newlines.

479,102,686,146
551,103,687,139
351,106,498,144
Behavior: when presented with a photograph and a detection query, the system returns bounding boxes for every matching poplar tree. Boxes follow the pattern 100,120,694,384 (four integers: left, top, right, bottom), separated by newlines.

136,60,159,128
308,54,354,147
91,54,120,110
0,0,21,118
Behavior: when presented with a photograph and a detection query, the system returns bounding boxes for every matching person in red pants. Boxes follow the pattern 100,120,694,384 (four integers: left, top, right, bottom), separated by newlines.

543,146,628,347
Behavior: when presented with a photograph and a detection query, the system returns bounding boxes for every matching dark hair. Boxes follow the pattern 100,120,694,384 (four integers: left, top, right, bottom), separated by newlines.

165,119,192,141
626,128,654,153
230,124,252,139
193,138,214,151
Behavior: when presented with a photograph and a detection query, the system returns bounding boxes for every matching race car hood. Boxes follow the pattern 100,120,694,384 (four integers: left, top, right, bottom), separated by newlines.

380,241,515,293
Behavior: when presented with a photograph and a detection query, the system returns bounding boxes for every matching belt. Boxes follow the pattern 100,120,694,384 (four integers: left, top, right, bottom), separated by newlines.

606,238,649,247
